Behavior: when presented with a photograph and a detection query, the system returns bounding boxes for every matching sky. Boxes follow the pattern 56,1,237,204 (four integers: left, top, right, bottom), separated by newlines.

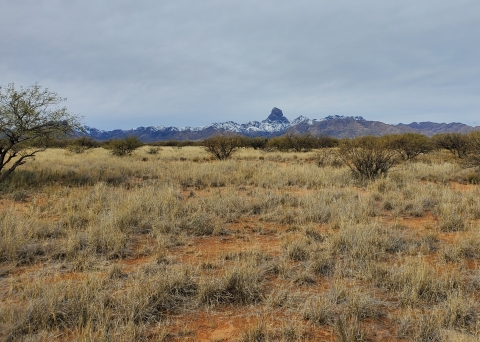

1,0,479,129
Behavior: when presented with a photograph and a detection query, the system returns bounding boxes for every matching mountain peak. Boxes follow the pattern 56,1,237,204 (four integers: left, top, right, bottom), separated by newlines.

264,107,290,124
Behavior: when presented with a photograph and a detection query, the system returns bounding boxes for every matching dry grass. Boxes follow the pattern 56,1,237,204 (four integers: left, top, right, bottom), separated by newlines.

0,147,479,341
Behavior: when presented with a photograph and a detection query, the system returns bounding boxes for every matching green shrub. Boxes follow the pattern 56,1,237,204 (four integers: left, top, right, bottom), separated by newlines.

107,137,143,156
433,133,470,158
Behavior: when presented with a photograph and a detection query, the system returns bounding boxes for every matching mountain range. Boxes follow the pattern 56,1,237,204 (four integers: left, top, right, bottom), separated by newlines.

82,108,479,142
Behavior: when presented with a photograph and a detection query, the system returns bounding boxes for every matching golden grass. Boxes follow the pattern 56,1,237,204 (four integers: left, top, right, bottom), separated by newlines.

1,147,480,341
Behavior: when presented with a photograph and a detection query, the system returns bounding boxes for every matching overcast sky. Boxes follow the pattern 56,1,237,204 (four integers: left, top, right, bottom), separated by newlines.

1,1,479,129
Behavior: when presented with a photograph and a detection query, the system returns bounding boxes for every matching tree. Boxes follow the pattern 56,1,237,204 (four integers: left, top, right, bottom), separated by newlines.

316,135,339,148
461,131,480,169
286,134,318,152
338,136,398,181
386,133,435,160
203,134,242,160
0,83,81,183
106,136,143,156
433,133,470,158
66,137,100,154
266,134,319,152
245,137,269,150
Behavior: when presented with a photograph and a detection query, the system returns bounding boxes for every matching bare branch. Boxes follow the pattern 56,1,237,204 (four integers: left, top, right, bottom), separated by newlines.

0,83,82,183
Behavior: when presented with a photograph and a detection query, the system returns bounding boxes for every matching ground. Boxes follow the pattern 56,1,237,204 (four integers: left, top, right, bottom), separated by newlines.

1,146,479,341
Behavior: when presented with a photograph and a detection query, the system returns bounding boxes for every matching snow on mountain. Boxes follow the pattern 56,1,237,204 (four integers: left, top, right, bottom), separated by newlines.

291,116,316,125
80,108,378,141
322,115,365,121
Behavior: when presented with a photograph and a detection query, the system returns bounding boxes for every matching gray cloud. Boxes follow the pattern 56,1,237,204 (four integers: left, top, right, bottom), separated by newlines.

1,0,479,129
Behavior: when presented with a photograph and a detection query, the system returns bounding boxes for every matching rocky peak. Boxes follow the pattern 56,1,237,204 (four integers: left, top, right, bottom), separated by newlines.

264,107,290,124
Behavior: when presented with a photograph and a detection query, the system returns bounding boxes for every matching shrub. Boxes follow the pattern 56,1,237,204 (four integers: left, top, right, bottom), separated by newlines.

128,269,198,323
267,134,319,152
338,136,398,180
240,322,268,342
7,276,106,336
433,133,470,158
386,133,435,160
266,136,289,151
66,137,100,153
245,137,269,150
302,296,336,325
283,238,312,261
440,292,478,331
199,264,263,305
334,315,370,342
203,134,242,160
107,136,143,156
315,149,343,167
286,134,318,152
316,135,339,148
398,312,442,342
462,131,480,170
146,146,161,155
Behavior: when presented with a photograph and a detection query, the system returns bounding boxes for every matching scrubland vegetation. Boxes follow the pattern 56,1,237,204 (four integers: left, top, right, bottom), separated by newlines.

1,134,480,341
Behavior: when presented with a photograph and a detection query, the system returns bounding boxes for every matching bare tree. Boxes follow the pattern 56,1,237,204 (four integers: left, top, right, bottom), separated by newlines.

433,133,470,158
0,83,81,183
338,136,398,181
203,134,242,160
106,137,143,156
462,131,480,170
386,133,435,160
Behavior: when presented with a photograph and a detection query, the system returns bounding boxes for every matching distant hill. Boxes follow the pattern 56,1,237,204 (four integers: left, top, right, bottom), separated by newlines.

81,108,480,141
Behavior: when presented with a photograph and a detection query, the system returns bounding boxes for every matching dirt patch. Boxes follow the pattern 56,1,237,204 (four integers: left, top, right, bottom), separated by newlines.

174,233,281,265
450,182,479,192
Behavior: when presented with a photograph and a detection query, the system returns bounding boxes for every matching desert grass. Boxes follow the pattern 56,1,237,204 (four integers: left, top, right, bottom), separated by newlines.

1,146,480,341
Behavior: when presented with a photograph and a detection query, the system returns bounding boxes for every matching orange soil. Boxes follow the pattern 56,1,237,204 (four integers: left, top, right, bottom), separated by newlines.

148,308,336,342
2,181,480,341
449,182,479,192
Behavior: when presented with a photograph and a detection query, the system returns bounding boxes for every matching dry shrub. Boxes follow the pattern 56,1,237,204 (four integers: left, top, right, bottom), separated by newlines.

387,133,435,161
309,251,336,277
106,136,143,156
240,322,268,342
302,296,337,325
385,260,460,307
178,213,219,236
203,134,243,160
122,267,198,324
398,311,443,342
302,282,382,327
334,315,370,342
199,263,263,305
6,276,107,338
315,149,343,168
440,292,479,332
329,223,408,262
433,132,470,159
283,239,311,262
440,212,467,232
264,286,302,309
338,136,398,181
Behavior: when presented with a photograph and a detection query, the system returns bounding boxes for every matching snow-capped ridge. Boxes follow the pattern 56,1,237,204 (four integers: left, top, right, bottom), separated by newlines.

322,115,365,121
291,116,316,125
83,112,373,138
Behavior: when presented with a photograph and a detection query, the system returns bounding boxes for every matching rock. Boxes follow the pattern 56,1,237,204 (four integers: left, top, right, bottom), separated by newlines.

264,107,290,124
